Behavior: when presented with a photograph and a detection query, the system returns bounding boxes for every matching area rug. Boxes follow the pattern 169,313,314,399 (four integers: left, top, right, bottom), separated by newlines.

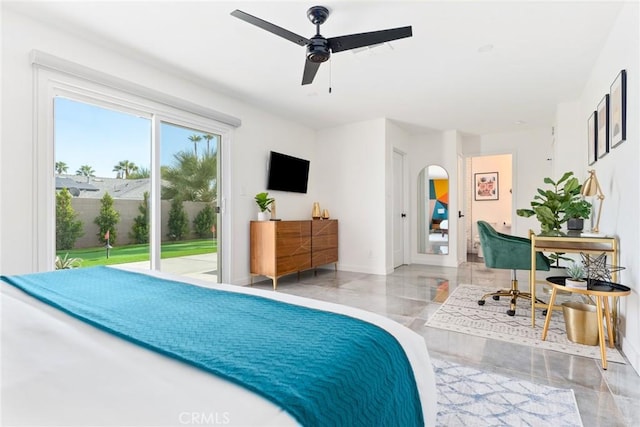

433,358,583,426
426,284,625,364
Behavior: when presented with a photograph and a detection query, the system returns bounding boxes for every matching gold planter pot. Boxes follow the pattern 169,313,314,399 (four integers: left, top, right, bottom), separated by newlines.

562,302,599,346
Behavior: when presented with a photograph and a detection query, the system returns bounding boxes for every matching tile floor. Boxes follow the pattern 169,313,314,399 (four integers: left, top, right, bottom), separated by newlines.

248,262,639,427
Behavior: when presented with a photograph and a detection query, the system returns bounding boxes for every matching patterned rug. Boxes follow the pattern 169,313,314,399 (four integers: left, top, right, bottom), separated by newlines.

426,284,625,364
434,358,583,426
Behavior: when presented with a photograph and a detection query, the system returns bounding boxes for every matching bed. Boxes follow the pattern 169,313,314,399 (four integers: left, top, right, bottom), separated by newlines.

1,266,437,426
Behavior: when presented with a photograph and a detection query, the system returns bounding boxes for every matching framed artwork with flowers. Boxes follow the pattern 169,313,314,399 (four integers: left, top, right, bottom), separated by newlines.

474,172,498,201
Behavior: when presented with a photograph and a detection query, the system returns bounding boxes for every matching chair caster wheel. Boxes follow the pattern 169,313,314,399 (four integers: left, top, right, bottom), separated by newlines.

507,309,516,316
542,309,548,316
492,295,500,301
478,300,486,306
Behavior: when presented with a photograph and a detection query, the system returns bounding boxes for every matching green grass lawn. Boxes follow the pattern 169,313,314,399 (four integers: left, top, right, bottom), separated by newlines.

57,239,217,267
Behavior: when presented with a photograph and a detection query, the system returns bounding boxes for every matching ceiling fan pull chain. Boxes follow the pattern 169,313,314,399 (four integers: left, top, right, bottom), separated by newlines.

329,57,332,93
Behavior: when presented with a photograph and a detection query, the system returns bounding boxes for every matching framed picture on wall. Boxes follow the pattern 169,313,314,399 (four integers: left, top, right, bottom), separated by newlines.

610,69,626,148
588,110,597,166
474,172,498,201
597,94,609,159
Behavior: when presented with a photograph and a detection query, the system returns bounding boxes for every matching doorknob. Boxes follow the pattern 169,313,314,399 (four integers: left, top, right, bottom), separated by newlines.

458,211,464,218
401,213,407,218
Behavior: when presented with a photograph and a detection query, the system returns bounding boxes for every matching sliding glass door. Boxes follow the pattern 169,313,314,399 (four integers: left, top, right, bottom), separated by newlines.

159,122,219,281
53,97,221,282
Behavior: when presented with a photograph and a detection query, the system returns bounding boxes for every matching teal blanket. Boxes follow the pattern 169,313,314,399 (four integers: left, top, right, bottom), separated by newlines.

2,267,424,426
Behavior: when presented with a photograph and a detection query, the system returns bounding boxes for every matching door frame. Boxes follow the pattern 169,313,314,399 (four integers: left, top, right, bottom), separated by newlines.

392,148,409,268
464,151,515,262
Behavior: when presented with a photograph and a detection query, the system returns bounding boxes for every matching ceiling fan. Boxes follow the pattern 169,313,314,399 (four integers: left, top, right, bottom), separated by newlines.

231,6,412,85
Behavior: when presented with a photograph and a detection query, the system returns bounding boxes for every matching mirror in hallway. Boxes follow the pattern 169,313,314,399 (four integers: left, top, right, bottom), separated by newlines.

418,165,449,255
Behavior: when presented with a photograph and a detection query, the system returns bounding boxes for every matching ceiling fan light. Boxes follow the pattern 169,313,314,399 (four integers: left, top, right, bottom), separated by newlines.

307,38,330,62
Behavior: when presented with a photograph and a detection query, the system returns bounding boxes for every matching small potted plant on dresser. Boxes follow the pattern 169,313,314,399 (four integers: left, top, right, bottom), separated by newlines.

254,192,274,221
565,261,587,288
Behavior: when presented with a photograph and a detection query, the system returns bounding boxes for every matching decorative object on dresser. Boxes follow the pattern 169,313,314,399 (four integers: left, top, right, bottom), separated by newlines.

250,220,338,289
322,209,330,219
254,192,275,221
312,202,321,219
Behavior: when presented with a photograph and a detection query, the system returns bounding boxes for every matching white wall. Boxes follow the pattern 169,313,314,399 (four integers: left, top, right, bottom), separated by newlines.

0,8,316,283
464,128,553,237
554,101,584,178
554,1,640,373
315,119,387,274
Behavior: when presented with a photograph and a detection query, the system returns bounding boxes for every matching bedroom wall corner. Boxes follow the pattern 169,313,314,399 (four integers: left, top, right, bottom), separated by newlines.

315,118,387,275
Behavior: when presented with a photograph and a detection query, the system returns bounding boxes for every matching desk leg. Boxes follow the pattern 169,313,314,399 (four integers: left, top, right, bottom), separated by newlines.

596,296,607,370
530,247,537,328
541,287,557,340
603,296,615,348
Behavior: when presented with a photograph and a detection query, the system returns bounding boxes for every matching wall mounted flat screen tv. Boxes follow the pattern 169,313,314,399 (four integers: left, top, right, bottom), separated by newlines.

267,151,310,194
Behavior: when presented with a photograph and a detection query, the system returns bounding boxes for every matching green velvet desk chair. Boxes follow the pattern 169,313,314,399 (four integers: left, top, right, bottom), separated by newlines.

476,220,551,316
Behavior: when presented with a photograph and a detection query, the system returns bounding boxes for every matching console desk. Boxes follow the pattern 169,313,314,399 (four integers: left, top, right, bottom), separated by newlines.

529,233,619,328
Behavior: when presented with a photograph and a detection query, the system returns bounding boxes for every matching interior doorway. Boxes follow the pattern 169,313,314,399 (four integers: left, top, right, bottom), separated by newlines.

465,154,513,263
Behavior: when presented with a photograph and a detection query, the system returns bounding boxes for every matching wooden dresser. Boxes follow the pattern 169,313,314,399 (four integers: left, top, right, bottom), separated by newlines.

250,219,338,289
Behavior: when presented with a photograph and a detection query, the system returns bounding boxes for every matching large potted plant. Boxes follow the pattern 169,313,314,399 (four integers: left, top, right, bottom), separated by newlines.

254,192,274,221
517,171,591,266
516,171,590,233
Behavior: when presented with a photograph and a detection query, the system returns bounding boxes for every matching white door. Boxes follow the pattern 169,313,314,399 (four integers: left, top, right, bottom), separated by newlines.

393,150,406,268
457,154,467,264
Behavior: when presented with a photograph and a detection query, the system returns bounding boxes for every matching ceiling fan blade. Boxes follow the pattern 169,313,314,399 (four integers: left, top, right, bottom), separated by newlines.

231,10,310,46
302,59,321,85
328,26,412,53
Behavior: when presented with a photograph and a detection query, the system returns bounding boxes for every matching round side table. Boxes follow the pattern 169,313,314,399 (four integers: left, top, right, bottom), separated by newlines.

541,276,630,370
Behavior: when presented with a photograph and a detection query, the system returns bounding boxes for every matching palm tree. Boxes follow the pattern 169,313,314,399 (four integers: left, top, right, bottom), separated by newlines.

75,165,95,183
113,160,139,179
188,134,202,158
128,167,150,179
161,150,216,202
203,134,215,155
55,161,69,175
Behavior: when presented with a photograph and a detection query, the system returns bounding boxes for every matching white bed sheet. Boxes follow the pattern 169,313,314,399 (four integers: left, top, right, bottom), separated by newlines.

1,268,437,426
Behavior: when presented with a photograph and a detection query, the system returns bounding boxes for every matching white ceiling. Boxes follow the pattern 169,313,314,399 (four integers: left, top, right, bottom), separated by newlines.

7,1,625,135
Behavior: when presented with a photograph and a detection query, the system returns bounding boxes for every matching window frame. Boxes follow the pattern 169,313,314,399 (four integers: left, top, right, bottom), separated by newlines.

33,52,236,282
